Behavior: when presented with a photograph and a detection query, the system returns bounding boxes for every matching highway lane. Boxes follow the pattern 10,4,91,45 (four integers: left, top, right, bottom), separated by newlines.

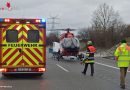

48,57,130,90
0,54,130,90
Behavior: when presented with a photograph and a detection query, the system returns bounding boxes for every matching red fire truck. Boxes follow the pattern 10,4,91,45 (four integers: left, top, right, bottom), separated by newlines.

0,18,46,76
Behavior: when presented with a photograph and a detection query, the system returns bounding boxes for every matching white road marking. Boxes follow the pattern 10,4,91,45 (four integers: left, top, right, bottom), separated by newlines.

56,64,69,72
0,86,12,88
95,62,130,72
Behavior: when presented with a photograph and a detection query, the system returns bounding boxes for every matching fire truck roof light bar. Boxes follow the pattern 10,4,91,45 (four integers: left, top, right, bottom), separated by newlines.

0,18,46,23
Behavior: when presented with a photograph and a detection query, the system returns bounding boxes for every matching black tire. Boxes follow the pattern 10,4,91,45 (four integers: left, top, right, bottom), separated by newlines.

57,54,63,61
56,55,60,61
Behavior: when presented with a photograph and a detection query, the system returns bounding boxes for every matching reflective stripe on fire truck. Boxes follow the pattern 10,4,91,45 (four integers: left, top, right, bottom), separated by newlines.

2,24,44,67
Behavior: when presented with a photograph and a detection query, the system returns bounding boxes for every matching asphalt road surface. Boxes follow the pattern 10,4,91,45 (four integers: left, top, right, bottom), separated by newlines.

0,52,130,90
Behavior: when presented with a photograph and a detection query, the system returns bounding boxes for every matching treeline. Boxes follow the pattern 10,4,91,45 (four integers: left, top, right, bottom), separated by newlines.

79,24,130,48
46,33,59,46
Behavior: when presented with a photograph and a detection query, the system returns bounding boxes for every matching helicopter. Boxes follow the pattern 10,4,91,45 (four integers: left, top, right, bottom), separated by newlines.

51,28,80,61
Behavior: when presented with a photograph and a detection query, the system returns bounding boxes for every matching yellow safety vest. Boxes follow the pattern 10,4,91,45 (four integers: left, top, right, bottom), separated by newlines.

114,43,130,67
82,54,94,64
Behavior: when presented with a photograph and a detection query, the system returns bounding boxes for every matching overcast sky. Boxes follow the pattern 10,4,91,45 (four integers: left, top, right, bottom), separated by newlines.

0,0,130,30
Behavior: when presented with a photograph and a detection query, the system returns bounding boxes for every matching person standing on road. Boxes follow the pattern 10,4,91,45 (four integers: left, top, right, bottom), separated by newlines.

81,41,96,76
114,39,130,89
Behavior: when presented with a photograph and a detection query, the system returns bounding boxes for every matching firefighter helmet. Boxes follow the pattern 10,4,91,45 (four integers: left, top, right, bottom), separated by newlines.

87,41,93,45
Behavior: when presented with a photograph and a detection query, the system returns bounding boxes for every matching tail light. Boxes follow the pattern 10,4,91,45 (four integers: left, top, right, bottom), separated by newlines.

38,68,45,72
0,68,7,72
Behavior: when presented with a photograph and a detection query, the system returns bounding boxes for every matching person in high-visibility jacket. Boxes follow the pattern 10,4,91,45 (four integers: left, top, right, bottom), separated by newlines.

114,39,130,89
81,41,96,76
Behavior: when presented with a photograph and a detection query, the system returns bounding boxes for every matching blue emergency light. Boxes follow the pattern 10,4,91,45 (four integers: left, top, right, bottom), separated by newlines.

0,18,3,22
41,18,46,23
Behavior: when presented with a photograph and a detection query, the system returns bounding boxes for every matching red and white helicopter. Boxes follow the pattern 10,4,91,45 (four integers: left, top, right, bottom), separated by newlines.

52,28,80,60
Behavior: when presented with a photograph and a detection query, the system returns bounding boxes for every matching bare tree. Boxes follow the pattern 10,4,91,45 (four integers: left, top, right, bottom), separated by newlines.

46,33,59,46
78,28,90,41
91,3,123,48
92,3,121,31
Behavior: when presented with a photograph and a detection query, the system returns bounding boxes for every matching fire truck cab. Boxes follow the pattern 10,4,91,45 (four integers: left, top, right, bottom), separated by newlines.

0,18,46,76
